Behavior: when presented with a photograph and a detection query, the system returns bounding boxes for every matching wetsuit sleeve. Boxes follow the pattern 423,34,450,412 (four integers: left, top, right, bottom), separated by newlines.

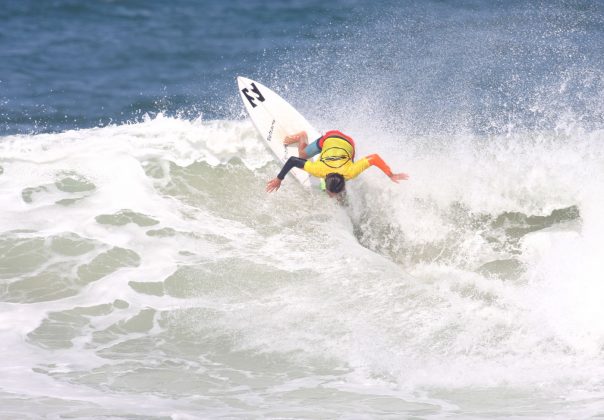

366,154,393,177
343,159,371,179
277,156,307,180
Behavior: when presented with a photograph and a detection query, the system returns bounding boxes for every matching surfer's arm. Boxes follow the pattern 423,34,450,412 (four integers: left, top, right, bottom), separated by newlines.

266,156,308,193
278,156,307,180
366,154,393,176
365,154,410,183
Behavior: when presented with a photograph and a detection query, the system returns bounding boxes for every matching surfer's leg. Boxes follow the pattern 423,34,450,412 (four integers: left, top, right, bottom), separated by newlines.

284,131,312,159
302,140,321,159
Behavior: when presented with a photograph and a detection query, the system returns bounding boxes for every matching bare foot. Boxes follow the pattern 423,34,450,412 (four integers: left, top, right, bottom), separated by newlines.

283,135,299,145
283,131,307,146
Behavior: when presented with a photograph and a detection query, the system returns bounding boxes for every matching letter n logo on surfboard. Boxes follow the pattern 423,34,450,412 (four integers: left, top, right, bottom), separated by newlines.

241,83,266,108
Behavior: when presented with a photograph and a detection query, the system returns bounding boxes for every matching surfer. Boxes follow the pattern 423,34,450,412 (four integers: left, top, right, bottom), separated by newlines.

266,130,409,196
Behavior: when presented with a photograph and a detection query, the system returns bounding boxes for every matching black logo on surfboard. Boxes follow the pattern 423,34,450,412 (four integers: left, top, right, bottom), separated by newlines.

267,119,276,142
241,83,265,108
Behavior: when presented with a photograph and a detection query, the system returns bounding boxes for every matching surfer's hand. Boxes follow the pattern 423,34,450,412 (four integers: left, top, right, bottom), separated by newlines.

266,178,282,193
390,173,409,183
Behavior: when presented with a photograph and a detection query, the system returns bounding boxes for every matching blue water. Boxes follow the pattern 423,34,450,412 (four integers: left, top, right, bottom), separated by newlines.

2,0,602,135
2,1,604,419
1,0,354,133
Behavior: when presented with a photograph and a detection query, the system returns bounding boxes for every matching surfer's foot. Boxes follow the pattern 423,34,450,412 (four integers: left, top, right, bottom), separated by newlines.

283,135,299,145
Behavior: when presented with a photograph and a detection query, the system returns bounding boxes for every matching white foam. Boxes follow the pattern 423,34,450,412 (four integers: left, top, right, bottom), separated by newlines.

2,116,604,416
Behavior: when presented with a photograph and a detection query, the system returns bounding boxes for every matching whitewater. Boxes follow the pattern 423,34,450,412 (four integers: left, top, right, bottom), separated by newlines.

1,110,604,418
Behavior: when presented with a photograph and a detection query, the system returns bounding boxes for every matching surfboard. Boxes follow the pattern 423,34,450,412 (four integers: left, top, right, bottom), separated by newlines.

237,76,321,188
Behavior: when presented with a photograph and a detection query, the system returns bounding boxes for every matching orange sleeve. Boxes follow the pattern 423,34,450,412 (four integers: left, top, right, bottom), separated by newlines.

366,154,393,177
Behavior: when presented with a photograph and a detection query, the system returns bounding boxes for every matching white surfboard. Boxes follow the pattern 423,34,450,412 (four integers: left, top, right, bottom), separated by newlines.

237,76,321,188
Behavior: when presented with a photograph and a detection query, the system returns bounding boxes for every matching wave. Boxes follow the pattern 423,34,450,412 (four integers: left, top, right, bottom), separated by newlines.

1,114,604,416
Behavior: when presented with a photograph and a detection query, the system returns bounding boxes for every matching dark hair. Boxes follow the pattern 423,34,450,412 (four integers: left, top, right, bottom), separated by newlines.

325,173,345,193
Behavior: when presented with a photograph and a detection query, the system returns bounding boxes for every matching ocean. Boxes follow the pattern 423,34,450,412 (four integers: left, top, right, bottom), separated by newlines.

1,0,604,418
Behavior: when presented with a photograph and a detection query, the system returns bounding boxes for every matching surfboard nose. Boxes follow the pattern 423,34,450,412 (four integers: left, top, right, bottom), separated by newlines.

237,76,251,86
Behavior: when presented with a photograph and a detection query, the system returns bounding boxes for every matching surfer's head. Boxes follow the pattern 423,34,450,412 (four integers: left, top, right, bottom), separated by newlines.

325,173,345,195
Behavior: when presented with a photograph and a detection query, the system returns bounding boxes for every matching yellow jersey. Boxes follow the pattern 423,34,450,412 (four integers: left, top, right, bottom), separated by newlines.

303,132,392,180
